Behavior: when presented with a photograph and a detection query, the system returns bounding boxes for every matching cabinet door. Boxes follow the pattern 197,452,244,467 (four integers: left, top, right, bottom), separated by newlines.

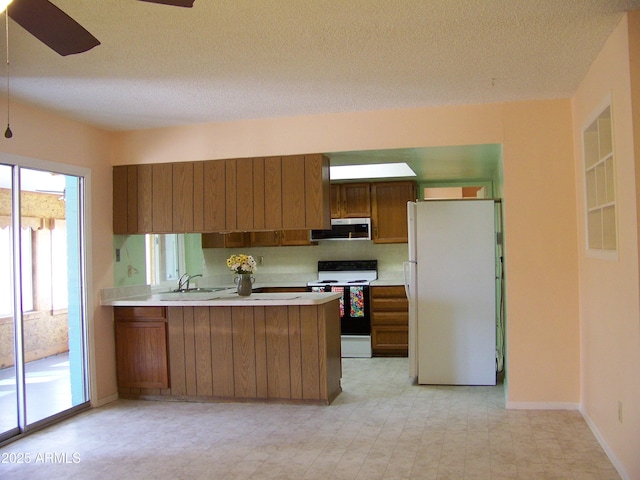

152,163,173,233
264,156,282,230
281,229,312,246
225,232,250,247
202,232,251,248
113,166,129,234
225,159,237,231
281,155,306,229
371,181,416,243
203,160,226,232
304,154,331,229
201,233,225,248
330,184,341,219
371,326,409,356
340,183,371,217
236,157,254,231
173,162,194,232
250,231,280,247
193,162,204,232
253,158,266,230
137,164,153,233
115,320,169,389
114,307,169,389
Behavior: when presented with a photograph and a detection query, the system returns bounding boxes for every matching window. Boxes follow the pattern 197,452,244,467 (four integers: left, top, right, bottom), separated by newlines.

583,101,617,256
145,234,184,286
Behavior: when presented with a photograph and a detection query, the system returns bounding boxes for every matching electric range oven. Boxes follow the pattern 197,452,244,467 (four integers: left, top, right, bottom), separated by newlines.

307,260,377,358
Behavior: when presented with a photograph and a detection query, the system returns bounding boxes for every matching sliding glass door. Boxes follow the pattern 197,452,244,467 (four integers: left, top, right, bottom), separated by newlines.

0,164,18,439
0,164,89,443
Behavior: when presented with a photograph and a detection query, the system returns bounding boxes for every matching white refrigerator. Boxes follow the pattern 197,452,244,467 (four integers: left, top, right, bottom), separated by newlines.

404,200,497,385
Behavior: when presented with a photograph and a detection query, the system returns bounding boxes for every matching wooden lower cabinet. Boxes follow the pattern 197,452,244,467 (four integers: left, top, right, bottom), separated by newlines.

115,302,342,405
114,307,170,390
370,286,409,357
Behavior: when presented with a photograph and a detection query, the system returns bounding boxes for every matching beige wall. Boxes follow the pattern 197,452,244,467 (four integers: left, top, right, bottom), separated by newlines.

573,12,640,479
113,99,581,409
0,100,117,404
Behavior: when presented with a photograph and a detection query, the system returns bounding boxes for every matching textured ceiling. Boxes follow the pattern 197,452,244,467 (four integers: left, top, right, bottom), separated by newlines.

2,0,639,183
3,0,639,133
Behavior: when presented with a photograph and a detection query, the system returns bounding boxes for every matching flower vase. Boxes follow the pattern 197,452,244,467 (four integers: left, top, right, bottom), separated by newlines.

234,274,255,296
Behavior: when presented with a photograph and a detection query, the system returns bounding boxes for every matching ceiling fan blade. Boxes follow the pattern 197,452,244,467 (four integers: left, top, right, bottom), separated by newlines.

8,0,100,56
138,0,195,7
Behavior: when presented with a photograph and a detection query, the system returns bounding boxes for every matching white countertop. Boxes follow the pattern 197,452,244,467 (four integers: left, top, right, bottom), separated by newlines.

101,288,341,307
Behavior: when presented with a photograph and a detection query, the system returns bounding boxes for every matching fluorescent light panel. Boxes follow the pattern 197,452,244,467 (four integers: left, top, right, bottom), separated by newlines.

330,162,416,180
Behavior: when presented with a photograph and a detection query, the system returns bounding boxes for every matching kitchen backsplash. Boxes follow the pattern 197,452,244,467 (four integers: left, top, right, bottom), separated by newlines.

112,234,408,287
202,241,409,280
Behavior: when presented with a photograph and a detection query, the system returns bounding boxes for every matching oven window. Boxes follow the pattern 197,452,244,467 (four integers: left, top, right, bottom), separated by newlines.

350,286,365,317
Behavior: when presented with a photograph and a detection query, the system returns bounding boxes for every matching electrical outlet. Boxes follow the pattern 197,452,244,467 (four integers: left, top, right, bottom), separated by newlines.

115,248,121,262
618,401,623,423
259,256,264,266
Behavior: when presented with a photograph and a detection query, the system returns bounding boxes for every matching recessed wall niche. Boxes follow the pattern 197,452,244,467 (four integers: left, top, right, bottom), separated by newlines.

583,100,617,255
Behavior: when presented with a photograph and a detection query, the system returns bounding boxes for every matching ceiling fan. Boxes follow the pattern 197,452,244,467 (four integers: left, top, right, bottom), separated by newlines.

5,0,195,56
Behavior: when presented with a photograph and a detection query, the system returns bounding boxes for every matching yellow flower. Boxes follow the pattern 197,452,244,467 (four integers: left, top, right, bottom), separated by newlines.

226,254,257,274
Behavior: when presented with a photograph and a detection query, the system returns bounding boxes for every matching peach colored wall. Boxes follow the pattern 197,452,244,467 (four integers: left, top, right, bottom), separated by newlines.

501,100,580,406
0,101,117,405
572,12,640,479
112,104,504,164
113,100,581,408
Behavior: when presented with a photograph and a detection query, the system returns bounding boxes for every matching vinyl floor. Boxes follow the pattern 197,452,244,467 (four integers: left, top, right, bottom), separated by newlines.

0,357,620,479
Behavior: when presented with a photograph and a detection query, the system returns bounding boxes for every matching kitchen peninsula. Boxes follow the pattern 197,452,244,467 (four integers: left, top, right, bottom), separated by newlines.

102,290,342,405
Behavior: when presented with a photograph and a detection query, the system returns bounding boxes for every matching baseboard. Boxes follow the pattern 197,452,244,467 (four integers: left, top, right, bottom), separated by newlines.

506,401,579,410
91,392,119,408
580,406,629,480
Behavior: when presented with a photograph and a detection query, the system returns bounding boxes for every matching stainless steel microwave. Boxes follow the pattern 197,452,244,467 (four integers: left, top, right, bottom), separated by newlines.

311,218,372,241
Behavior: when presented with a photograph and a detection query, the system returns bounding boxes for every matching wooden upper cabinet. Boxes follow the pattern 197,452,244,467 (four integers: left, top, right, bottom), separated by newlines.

192,162,204,232
113,165,129,234
371,181,416,244
113,153,329,235
332,183,371,218
264,156,283,230
201,231,250,248
137,164,153,233
250,230,280,247
252,158,266,230
281,229,312,246
203,160,226,232
236,157,254,231
281,155,306,229
225,159,237,231
304,153,331,230
172,162,194,232
330,184,341,219
152,163,173,233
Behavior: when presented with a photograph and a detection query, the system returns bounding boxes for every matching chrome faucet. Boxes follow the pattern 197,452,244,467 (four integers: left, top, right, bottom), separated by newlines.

176,273,203,291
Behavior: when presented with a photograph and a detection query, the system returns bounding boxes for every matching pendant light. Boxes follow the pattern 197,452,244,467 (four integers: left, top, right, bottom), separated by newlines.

2,0,12,139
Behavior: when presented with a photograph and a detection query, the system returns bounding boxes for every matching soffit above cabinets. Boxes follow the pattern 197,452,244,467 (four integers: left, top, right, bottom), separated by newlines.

327,144,502,183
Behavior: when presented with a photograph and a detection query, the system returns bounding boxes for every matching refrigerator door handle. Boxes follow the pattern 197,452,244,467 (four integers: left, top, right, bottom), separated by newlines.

403,261,415,299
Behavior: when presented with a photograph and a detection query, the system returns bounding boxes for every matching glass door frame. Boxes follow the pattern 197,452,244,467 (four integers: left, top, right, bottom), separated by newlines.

0,153,93,445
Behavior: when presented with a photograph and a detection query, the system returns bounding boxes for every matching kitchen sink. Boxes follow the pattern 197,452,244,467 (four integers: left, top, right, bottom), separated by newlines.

170,287,229,293
155,286,233,301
